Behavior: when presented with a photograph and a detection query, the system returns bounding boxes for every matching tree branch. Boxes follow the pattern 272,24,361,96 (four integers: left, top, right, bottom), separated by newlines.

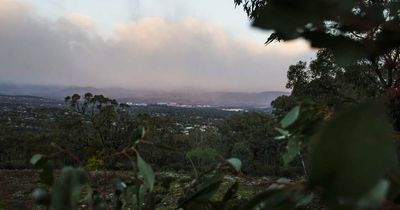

371,59,389,88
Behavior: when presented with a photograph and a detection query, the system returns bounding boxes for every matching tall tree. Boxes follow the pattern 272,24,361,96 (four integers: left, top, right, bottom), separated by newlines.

271,49,382,116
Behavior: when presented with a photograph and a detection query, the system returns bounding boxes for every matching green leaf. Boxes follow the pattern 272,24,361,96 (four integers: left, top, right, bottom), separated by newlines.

275,128,290,136
132,127,145,144
138,185,146,206
274,135,287,140
51,167,88,210
282,138,301,166
30,154,42,165
266,183,282,191
113,180,127,193
226,158,242,172
266,178,291,191
296,193,314,207
276,178,291,184
358,179,389,208
79,190,93,205
30,154,45,167
280,106,300,128
309,101,396,200
275,128,290,140
30,154,53,186
137,155,155,191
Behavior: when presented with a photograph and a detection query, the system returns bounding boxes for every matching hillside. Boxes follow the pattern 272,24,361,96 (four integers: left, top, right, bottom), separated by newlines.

0,84,288,107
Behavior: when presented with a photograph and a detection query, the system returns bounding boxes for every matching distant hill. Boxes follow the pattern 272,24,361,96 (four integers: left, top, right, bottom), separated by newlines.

0,94,59,106
118,91,288,108
0,84,289,108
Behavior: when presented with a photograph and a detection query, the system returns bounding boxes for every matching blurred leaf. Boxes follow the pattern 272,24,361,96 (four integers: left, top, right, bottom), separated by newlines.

30,154,53,186
296,193,314,207
113,180,127,193
32,188,50,206
302,31,367,66
132,127,145,144
281,106,300,128
30,154,42,165
226,158,242,172
275,135,287,140
266,178,291,191
358,179,389,208
276,178,291,184
79,190,92,206
282,138,301,166
51,167,88,210
30,154,45,167
275,128,289,136
309,101,396,201
267,183,282,191
138,185,146,207
137,155,155,191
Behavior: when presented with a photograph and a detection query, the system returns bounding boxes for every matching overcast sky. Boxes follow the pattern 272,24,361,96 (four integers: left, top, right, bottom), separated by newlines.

0,0,315,92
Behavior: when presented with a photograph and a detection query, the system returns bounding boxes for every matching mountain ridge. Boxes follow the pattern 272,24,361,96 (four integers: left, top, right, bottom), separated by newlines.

0,84,289,107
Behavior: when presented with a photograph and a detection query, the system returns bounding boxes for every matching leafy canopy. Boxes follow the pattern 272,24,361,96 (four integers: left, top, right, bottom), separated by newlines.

235,0,400,65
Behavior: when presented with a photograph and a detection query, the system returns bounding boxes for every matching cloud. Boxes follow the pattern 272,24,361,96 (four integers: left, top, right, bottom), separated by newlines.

0,1,314,92
66,14,97,30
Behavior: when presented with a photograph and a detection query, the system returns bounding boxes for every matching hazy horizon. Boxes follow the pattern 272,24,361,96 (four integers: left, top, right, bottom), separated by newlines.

0,0,316,92
0,82,291,94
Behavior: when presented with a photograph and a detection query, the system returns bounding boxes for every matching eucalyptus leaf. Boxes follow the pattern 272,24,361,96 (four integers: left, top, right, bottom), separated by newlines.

309,101,396,200
132,127,145,144
137,155,155,191
282,138,301,166
226,158,242,172
280,106,300,128
51,167,88,210
275,128,290,136
30,154,46,168
30,154,43,165
358,179,389,208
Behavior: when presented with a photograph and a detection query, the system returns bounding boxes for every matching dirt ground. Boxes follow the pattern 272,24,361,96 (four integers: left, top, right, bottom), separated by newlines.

0,170,273,210
0,170,39,210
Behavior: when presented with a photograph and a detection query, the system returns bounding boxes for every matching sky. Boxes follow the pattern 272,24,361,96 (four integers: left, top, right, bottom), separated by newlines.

0,0,315,92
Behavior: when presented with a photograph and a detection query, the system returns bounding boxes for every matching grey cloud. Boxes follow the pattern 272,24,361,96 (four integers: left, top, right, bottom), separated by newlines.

0,1,314,92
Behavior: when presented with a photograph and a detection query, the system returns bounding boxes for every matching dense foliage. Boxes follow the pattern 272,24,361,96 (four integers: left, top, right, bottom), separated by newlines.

0,95,284,175
235,0,400,209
